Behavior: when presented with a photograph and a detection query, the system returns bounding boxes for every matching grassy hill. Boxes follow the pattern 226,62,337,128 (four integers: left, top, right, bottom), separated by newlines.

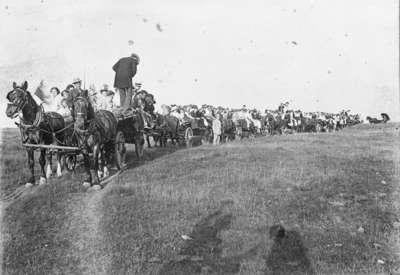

1,124,400,274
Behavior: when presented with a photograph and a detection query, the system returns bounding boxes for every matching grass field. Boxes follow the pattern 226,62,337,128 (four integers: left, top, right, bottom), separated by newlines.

1,123,400,274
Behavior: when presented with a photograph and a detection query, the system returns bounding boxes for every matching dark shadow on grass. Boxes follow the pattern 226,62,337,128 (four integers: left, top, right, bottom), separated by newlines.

158,210,257,275
265,225,314,275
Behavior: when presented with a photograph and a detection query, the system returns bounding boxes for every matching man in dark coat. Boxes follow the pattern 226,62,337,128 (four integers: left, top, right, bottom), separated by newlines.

112,53,140,108
70,77,86,99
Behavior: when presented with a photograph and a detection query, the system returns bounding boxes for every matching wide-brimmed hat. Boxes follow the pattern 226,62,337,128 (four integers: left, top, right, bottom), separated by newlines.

72,77,82,84
131,53,140,64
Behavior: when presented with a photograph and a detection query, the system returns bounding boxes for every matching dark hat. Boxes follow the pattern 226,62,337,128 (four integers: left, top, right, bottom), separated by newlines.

131,53,140,63
72,77,82,84
66,84,74,90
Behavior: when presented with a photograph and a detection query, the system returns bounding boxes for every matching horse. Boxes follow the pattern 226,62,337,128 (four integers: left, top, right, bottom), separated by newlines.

220,117,236,142
146,113,167,148
71,96,117,189
5,81,65,186
162,115,181,146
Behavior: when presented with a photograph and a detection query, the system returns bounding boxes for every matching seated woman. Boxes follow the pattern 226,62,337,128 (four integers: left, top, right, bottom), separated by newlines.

58,98,74,124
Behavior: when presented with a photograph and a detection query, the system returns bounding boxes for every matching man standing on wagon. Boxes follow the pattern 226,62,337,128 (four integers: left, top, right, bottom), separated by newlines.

112,53,140,108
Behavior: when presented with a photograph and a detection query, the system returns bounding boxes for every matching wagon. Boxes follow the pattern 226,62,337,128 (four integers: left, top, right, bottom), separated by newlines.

112,108,145,169
179,118,213,146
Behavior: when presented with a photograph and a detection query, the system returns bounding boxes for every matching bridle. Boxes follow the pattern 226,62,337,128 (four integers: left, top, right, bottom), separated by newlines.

7,88,29,119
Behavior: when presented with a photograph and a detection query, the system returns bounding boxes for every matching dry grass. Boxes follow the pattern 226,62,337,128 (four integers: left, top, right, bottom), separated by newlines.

1,123,400,274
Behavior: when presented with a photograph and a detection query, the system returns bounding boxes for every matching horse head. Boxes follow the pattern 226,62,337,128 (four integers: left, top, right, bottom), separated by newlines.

72,96,91,131
5,81,30,119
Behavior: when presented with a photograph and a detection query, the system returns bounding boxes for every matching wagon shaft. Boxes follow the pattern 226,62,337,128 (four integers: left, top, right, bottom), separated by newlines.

22,143,80,151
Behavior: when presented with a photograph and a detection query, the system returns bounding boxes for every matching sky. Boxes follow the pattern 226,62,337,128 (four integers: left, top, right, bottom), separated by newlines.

0,0,398,127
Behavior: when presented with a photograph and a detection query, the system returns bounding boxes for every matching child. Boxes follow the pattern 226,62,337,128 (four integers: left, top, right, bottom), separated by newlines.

212,114,222,145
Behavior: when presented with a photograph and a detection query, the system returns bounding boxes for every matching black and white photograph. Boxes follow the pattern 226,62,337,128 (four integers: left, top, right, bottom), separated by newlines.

0,0,399,274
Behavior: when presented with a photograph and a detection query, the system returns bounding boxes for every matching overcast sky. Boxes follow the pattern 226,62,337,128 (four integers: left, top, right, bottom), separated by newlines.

0,0,398,127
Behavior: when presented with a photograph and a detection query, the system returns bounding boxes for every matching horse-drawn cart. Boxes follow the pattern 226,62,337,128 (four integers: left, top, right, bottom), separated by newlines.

112,108,145,169
184,118,213,145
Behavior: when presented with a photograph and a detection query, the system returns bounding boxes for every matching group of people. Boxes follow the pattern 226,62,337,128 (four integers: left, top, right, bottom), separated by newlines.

32,52,362,146
35,53,143,118
158,103,362,145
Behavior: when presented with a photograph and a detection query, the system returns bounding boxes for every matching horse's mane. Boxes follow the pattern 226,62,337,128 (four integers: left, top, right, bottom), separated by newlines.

73,96,95,120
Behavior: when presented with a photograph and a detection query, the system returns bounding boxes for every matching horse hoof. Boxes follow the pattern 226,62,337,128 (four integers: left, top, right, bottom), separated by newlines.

92,184,102,191
25,182,33,187
103,168,109,178
82,182,91,188
39,177,47,185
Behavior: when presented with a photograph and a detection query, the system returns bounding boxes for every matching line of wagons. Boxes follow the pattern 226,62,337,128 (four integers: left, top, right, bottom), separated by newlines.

22,108,346,174
22,109,262,174
22,108,222,172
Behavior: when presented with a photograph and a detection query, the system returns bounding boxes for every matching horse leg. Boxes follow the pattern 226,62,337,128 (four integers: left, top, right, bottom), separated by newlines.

97,148,104,180
39,149,47,185
27,149,35,186
82,152,92,188
146,135,152,148
91,144,101,187
102,144,110,178
45,151,52,179
56,150,62,177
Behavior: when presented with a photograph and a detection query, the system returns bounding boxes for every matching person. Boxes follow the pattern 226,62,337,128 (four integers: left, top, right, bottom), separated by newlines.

61,85,73,100
98,86,115,111
161,104,171,116
70,77,85,99
212,114,222,145
112,53,140,108
39,84,61,112
88,84,98,109
58,98,72,117
133,82,142,93
50,87,62,111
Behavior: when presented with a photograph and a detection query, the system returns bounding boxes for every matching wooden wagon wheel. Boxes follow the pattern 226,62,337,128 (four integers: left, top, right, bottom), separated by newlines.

135,135,145,159
115,130,126,170
184,127,193,147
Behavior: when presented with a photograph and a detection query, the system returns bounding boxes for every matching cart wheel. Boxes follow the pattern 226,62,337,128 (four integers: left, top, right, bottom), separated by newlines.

65,154,77,171
184,127,193,147
115,131,126,170
135,135,145,159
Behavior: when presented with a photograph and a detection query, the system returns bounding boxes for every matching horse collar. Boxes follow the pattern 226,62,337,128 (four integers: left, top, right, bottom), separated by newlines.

19,105,44,128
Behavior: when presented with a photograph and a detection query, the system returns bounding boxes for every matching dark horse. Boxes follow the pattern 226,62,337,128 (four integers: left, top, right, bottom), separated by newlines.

5,81,65,186
366,113,390,124
221,117,236,142
71,96,117,189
